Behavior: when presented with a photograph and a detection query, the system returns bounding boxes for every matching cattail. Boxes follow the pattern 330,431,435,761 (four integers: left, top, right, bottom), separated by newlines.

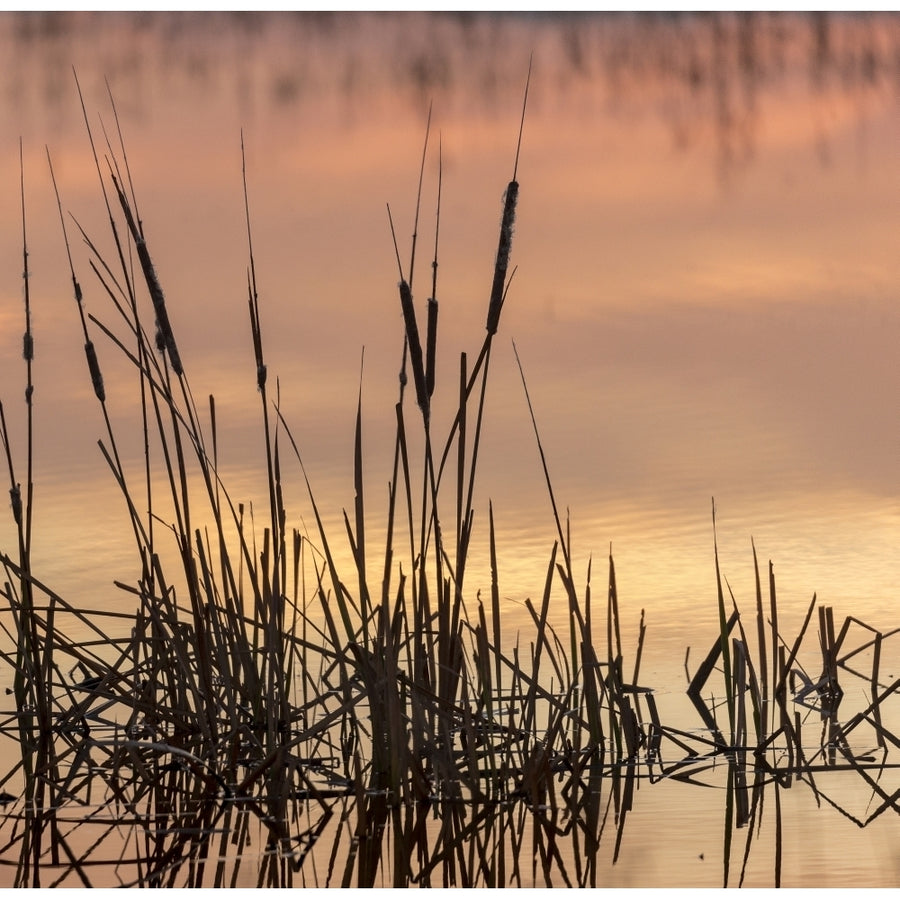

84,340,105,402
398,279,429,422
140,253,183,376
425,296,438,398
9,484,21,526
114,178,183,376
22,332,33,361
248,295,267,391
486,180,518,336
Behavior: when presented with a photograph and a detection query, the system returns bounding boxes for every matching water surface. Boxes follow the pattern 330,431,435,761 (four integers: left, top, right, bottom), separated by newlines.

0,11,898,887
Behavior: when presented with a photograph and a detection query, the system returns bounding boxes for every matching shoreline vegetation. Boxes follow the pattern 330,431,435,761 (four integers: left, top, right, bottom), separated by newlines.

0,76,898,888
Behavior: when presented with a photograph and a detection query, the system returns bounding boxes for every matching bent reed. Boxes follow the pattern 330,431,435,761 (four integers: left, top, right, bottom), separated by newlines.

0,78,897,888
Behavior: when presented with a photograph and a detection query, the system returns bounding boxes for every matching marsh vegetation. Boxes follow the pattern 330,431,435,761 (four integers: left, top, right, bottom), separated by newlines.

1,32,899,887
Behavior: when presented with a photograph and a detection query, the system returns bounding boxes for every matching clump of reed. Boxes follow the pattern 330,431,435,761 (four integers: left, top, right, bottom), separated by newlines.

0,73,654,887
644,501,900,888
1,73,898,887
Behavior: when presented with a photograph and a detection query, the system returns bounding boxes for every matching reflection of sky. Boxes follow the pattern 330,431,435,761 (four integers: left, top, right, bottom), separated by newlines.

0,12,898,659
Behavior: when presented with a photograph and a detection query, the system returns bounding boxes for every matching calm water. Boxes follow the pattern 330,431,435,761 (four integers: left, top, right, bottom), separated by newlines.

0,11,898,887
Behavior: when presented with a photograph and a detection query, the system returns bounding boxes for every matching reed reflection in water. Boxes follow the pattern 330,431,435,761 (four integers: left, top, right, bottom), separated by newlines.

0,10,898,888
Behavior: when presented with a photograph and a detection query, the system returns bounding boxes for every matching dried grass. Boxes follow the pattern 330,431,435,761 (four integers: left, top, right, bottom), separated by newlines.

0,71,897,887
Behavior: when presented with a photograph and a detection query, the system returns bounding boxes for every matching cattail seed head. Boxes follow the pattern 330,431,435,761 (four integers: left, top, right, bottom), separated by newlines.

128,226,183,376
486,180,518,336
85,340,105,402
257,364,267,390
426,297,438,398
399,280,429,422
22,332,33,361
9,484,21,526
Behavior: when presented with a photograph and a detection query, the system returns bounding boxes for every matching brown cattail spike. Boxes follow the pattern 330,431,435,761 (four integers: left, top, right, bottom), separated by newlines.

426,297,438,398
486,180,518,336
85,340,105,402
399,280,429,422
9,484,21,526
114,177,183,376
138,242,183,376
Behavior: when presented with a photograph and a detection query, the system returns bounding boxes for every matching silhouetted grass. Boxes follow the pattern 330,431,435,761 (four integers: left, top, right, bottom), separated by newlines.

0,74,898,887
